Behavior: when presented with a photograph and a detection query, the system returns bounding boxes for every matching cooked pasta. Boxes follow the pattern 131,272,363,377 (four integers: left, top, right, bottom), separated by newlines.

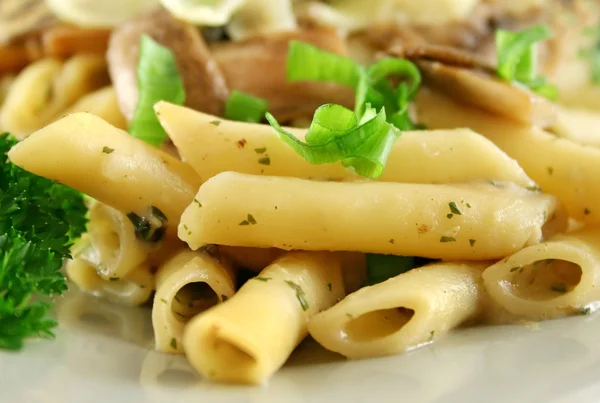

179,172,562,259
156,102,535,187
0,54,109,137
482,227,600,320
183,251,344,384
5,0,600,389
153,249,235,354
7,112,202,234
308,261,488,358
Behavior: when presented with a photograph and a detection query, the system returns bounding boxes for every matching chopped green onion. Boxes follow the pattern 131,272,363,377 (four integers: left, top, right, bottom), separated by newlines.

365,254,417,286
286,41,364,88
579,26,600,85
129,35,186,147
224,90,269,123
495,25,558,100
266,104,400,179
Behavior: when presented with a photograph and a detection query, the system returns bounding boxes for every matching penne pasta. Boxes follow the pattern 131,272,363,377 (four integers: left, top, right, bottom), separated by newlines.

153,249,235,354
416,90,600,224
183,251,344,384
64,86,128,130
308,261,488,358
0,54,109,138
156,102,535,188
66,256,155,306
179,172,562,260
482,227,600,320
550,106,600,148
85,201,153,280
8,113,202,238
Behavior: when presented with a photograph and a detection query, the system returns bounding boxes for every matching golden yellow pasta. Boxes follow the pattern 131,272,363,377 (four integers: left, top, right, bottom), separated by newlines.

183,251,344,384
156,101,535,187
309,261,488,358
152,249,235,354
64,86,128,130
482,227,600,320
7,113,202,233
416,90,600,224
179,172,562,260
0,55,109,138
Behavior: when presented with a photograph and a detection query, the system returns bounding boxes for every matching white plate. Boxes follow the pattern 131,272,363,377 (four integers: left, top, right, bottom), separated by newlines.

2,289,600,403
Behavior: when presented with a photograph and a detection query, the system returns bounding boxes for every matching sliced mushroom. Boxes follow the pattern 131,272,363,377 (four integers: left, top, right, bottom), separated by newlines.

388,44,557,128
107,8,229,122
210,27,355,123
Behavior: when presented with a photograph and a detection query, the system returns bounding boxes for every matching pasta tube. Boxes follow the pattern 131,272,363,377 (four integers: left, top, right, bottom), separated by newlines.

8,112,202,238
0,55,109,138
86,201,152,280
66,257,154,306
417,90,600,223
308,261,488,358
482,227,600,320
64,86,128,130
152,249,235,354
179,172,562,260
155,102,535,188
183,251,344,384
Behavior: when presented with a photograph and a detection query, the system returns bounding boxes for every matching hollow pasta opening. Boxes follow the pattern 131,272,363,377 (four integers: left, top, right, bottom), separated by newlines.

171,282,219,322
212,337,257,369
508,259,582,301
344,308,414,342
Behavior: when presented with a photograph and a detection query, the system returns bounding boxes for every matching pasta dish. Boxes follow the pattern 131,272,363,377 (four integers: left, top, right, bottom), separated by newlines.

2,0,600,386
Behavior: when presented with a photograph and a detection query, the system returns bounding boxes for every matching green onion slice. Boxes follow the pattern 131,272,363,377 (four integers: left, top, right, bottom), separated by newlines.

129,35,186,147
224,90,269,123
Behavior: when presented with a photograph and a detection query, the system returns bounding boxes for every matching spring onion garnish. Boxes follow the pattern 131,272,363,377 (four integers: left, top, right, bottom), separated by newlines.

224,90,269,123
495,25,558,100
579,25,600,85
267,41,423,179
365,254,417,286
129,35,186,147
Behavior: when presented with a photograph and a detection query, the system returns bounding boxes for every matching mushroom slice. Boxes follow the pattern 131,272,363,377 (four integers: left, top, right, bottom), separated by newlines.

211,27,355,123
388,44,557,128
107,8,229,122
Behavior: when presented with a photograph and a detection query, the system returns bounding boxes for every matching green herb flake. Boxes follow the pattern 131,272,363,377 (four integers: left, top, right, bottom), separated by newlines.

221,294,228,302
170,338,177,349
547,166,554,175
247,214,257,225
581,306,592,315
327,283,332,291
510,266,521,272
429,330,435,340
109,277,120,281
102,146,115,154
254,147,267,154
469,239,476,246
193,198,202,208
285,280,309,311
551,283,567,293
209,120,221,126
447,213,454,219
258,157,271,165
253,276,272,282
466,203,472,208
526,185,542,192
160,298,167,304
239,220,249,226
448,202,462,215
440,236,456,243
585,208,591,215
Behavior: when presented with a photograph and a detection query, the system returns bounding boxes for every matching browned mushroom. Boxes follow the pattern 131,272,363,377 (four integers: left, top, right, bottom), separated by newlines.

387,43,557,128
210,27,355,123
107,8,229,122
